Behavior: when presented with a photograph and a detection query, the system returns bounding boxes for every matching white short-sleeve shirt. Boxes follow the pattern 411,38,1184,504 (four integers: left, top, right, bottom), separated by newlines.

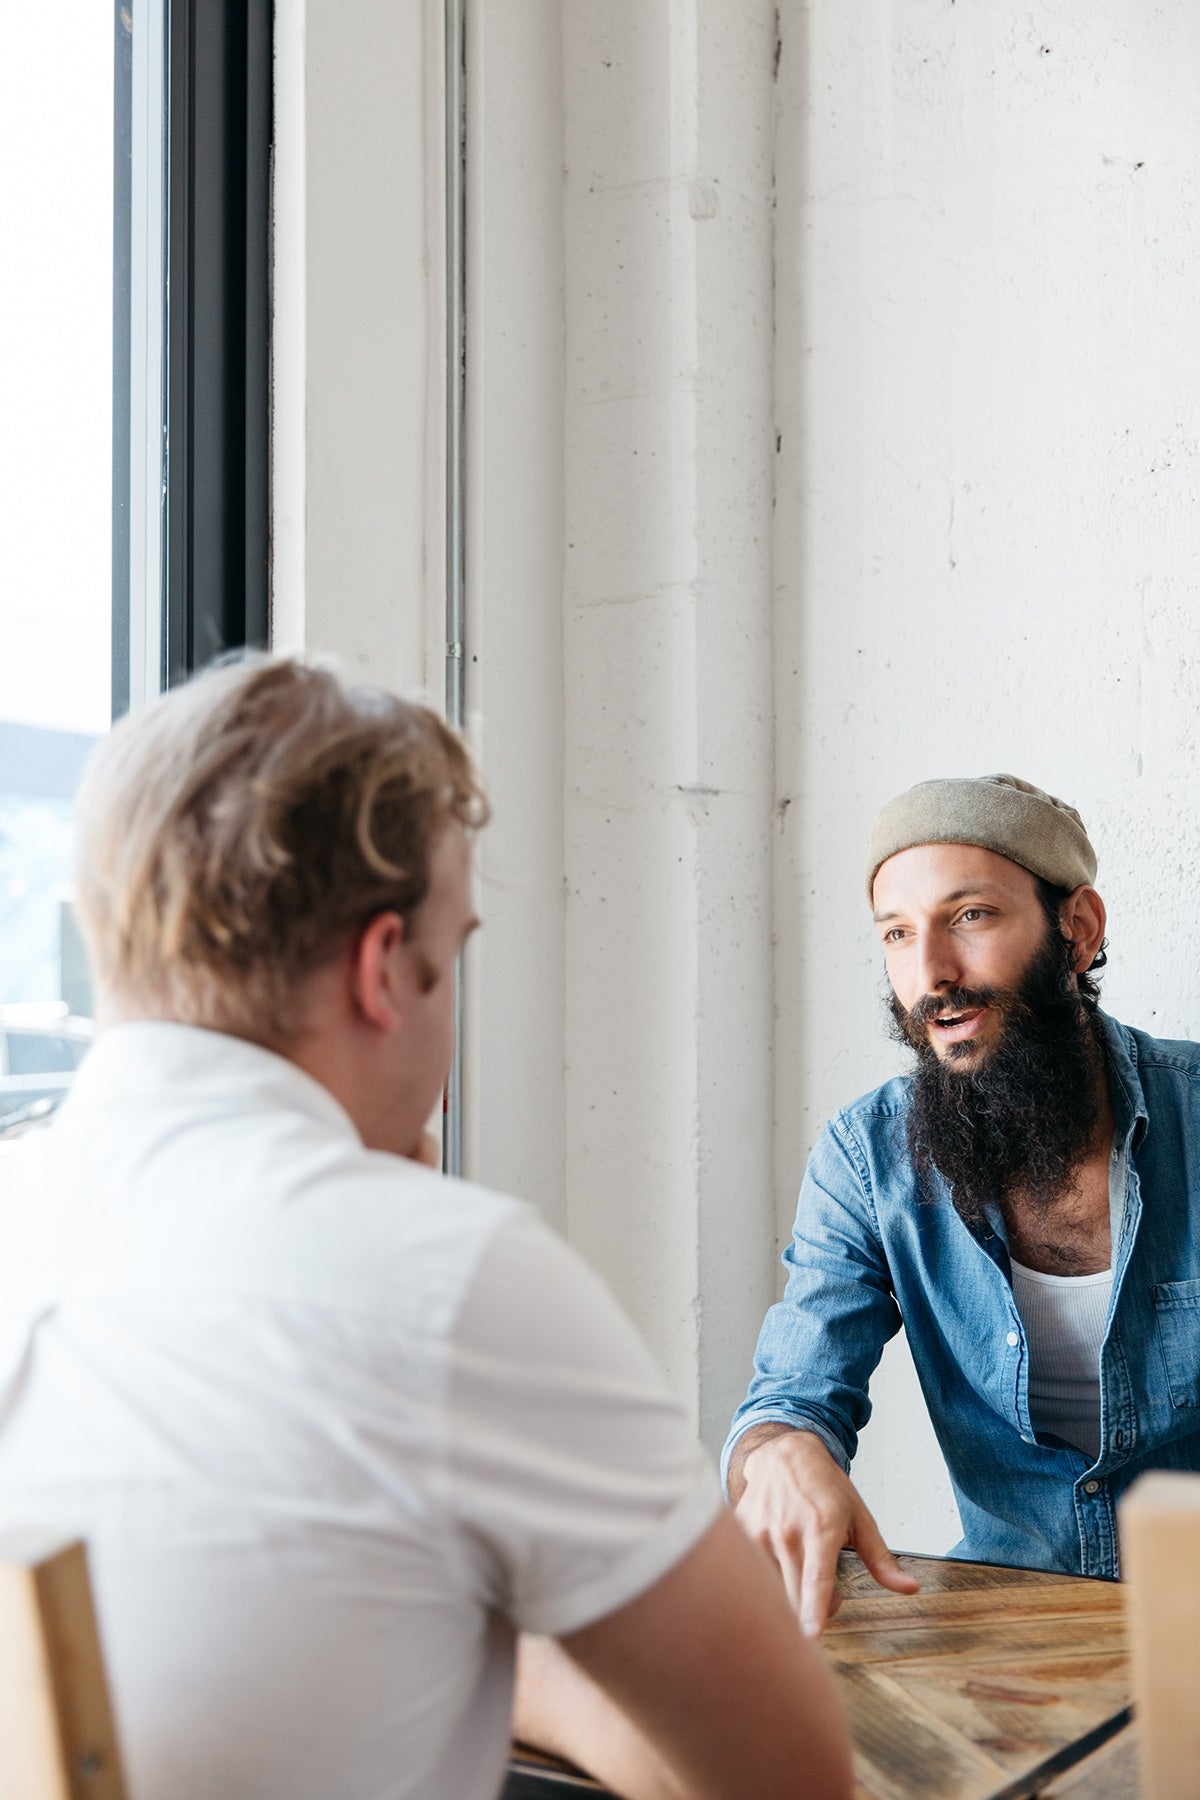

0,1025,718,1800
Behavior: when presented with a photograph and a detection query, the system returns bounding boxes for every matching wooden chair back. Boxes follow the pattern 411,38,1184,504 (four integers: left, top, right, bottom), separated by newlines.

0,1532,126,1800
1120,1470,1200,1800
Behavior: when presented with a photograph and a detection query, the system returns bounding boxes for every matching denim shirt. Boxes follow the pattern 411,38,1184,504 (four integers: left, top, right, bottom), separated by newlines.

722,1013,1200,1577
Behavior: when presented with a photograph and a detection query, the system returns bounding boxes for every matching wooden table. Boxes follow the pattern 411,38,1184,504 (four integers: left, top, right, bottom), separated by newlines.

505,1551,1139,1799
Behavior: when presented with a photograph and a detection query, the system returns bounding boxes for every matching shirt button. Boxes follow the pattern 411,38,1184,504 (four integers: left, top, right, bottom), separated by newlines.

1021,1434,1033,1444
1006,1330,1019,1347
1084,1479,1101,1495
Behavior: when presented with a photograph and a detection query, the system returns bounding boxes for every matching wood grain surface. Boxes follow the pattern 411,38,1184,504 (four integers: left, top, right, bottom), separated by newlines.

504,1551,1139,1800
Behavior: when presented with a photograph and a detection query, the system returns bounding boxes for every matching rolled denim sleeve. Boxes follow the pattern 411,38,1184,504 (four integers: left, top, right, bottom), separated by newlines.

721,1111,901,1488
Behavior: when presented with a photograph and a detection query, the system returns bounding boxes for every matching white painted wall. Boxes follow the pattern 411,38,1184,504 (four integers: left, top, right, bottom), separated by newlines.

275,0,779,1453
272,0,442,694
560,2,777,1448
461,2,567,1230
773,0,1200,1550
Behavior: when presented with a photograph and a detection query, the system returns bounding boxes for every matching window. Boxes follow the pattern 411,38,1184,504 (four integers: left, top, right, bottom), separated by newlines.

0,5,115,1130
0,1,271,1137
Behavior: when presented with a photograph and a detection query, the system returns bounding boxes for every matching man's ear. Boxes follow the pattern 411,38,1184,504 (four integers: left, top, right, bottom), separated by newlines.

1060,885,1107,973
350,910,407,1031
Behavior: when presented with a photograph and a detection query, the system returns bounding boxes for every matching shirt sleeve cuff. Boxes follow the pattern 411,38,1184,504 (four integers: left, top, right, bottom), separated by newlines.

513,1460,722,1640
720,1412,852,1492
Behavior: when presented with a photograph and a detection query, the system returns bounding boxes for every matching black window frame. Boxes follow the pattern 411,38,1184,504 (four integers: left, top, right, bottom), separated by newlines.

113,0,272,711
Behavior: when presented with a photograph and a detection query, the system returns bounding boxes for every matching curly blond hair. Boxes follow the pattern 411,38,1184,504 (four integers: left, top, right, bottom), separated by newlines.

75,656,488,1041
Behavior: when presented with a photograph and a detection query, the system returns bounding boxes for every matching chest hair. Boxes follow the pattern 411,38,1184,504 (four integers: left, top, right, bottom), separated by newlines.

1003,1147,1113,1276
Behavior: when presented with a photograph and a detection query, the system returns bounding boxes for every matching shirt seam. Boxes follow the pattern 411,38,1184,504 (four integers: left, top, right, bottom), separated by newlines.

515,1472,720,1639
829,1110,885,1240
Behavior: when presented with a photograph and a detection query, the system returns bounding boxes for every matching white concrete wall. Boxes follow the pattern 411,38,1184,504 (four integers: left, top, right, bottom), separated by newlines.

560,3,777,1448
774,0,1200,1550
461,2,567,1230
276,1,780,1454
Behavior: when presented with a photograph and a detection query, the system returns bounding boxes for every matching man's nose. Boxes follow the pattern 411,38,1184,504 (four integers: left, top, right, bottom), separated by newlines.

914,929,962,997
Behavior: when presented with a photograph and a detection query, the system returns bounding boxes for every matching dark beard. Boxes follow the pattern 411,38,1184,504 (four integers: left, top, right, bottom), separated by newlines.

888,929,1106,1229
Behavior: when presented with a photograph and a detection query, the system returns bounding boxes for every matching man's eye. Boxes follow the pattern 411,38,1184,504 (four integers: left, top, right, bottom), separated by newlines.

883,927,907,944
959,908,986,923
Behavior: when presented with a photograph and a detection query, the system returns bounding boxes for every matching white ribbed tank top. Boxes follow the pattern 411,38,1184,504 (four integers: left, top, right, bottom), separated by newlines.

1008,1142,1127,1464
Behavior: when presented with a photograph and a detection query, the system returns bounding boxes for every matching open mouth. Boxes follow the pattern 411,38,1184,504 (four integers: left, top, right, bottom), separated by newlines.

930,1006,987,1043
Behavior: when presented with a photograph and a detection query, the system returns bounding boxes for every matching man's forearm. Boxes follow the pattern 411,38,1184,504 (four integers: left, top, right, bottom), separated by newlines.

514,1636,687,1800
542,1511,855,1799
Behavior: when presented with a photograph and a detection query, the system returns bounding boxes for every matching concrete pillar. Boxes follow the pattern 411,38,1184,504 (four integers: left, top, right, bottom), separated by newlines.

463,1,568,1228
561,2,777,1448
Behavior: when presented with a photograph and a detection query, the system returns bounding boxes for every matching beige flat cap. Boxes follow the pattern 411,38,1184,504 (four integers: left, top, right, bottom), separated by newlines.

867,774,1097,899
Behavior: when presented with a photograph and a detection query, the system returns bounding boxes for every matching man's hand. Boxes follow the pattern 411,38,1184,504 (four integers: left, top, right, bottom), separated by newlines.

730,1426,919,1637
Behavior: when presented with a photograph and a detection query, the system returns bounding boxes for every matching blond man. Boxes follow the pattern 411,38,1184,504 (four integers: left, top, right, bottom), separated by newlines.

0,659,850,1800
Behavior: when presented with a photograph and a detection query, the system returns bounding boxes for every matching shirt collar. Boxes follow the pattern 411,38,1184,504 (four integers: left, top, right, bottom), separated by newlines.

62,1021,361,1142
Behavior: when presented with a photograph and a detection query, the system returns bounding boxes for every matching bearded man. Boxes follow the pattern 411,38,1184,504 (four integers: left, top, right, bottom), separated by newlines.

724,774,1200,1637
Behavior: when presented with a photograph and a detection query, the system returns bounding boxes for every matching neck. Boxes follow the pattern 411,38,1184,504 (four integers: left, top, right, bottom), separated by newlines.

283,1019,427,1160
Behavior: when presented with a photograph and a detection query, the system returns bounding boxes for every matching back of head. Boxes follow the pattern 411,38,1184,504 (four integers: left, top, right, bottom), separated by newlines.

75,656,488,1042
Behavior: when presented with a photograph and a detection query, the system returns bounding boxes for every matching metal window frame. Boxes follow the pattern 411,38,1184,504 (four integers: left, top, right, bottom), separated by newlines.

112,4,134,720
113,0,272,712
444,0,467,1177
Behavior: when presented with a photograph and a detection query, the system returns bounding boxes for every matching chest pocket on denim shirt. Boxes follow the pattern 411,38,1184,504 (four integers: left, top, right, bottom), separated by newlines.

1153,1280,1200,1410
